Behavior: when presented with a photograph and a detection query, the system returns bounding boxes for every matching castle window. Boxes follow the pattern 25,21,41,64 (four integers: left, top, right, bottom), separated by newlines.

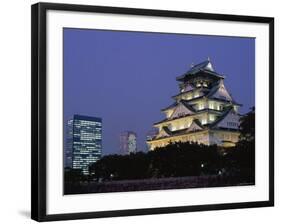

217,104,223,110
177,112,185,117
209,102,215,110
227,122,238,128
201,118,207,125
209,114,215,121
187,93,192,100
194,92,200,98
198,102,205,110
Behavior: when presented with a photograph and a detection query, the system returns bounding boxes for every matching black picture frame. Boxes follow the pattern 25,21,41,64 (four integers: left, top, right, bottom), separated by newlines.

31,2,274,222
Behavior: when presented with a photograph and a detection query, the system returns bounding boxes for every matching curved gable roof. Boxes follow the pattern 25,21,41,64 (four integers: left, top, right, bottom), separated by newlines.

187,119,204,132
207,80,232,101
170,101,195,119
176,60,224,81
210,106,240,129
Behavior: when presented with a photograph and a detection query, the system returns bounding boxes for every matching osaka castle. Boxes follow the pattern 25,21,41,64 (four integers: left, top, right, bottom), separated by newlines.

147,59,241,150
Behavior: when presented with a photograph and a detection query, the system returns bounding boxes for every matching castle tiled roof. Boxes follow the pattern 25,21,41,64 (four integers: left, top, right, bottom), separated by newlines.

179,100,196,112
161,100,196,112
209,106,234,128
176,60,224,82
206,80,242,106
161,102,178,111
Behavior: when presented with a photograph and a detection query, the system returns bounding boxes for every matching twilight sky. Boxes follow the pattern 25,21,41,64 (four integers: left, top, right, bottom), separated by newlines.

63,28,255,155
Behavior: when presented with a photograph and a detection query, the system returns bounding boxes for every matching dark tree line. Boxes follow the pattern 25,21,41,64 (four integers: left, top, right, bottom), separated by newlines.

65,107,255,184
89,143,220,181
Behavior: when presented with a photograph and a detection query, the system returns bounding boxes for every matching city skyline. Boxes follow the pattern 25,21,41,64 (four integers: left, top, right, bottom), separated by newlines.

64,28,255,155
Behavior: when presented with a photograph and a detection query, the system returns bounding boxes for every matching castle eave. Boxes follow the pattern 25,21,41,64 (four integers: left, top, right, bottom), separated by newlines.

147,129,208,142
176,70,224,82
154,109,222,126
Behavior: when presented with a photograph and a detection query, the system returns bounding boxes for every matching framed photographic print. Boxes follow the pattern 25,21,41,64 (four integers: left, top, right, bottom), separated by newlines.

31,2,274,222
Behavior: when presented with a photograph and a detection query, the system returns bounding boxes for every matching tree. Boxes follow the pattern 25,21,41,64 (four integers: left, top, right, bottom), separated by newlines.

89,142,223,181
239,106,255,142
64,168,85,182
231,106,256,182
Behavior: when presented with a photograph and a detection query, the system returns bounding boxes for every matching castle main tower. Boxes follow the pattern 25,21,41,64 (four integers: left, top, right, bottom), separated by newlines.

147,59,241,150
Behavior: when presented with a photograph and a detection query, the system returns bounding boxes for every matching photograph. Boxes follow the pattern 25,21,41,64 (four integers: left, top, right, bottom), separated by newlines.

31,2,274,221
63,28,255,195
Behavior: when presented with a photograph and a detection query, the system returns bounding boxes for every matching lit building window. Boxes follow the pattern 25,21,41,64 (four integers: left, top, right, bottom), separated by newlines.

201,118,207,125
198,102,205,110
65,115,102,175
216,104,223,110
209,102,215,110
209,114,215,121
187,93,192,100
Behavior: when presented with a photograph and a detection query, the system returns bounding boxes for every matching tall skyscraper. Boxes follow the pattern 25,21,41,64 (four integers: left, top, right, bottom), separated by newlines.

65,114,102,175
147,59,241,150
120,131,137,155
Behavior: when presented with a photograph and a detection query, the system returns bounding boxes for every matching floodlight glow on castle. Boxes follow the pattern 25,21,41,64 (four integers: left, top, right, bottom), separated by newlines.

147,59,241,150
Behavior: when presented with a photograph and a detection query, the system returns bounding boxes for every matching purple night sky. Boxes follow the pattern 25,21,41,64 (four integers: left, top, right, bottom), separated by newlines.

63,28,255,155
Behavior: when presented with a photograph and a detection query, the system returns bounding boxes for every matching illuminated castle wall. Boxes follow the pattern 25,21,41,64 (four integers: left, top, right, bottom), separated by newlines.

147,59,241,150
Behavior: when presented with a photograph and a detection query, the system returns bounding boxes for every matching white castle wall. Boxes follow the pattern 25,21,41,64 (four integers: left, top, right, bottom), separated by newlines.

216,110,240,130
